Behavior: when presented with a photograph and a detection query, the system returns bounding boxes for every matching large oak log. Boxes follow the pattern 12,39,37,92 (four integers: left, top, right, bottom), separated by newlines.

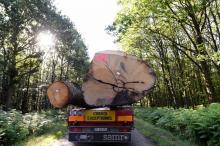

47,81,86,108
82,50,156,107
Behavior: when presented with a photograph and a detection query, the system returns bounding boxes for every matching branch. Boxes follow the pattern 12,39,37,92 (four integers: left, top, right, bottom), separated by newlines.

146,28,202,70
17,65,39,80
165,1,198,51
147,28,196,53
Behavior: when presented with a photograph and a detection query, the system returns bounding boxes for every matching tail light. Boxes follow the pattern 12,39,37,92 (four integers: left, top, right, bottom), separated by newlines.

71,127,81,132
119,128,129,132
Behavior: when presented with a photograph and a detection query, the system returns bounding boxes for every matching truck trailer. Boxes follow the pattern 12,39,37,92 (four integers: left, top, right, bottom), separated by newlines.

68,107,133,143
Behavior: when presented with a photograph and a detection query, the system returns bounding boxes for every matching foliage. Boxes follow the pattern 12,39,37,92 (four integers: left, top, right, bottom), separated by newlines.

109,0,220,107
17,120,66,146
23,110,65,135
0,109,65,145
135,103,220,146
135,118,193,146
0,110,28,145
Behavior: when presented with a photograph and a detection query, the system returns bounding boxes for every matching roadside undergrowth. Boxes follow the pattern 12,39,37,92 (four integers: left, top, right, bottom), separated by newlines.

135,118,194,146
16,120,67,146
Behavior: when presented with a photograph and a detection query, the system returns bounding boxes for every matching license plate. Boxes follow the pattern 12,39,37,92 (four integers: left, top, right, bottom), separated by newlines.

103,134,130,141
69,133,131,142
85,110,115,121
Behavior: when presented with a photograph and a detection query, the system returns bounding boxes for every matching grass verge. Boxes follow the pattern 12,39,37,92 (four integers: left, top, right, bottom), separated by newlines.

135,118,195,146
15,120,67,146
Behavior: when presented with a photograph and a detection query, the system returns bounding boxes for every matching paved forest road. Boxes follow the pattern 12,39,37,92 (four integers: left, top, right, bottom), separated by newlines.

52,129,154,146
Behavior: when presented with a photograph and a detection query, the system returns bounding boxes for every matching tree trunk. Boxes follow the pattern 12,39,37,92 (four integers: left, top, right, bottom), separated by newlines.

200,61,217,102
21,71,31,113
2,60,17,110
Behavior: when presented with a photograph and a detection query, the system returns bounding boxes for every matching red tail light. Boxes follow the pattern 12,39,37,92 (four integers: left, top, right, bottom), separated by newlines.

71,127,81,132
116,107,133,116
119,128,129,132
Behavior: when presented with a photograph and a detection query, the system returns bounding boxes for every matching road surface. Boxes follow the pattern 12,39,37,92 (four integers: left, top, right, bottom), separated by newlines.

52,129,154,146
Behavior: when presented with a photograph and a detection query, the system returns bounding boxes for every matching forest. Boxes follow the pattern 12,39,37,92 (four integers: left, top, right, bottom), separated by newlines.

0,1,89,144
1,0,220,145
108,0,220,108
107,1,220,144
0,0,89,113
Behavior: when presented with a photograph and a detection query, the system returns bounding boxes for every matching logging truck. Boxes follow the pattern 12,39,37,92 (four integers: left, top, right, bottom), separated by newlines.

47,50,156,143
68,107,133,143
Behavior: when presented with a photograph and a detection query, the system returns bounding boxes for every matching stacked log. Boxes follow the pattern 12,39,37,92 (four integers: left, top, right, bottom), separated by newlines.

47,81,86,108
47,50,156,108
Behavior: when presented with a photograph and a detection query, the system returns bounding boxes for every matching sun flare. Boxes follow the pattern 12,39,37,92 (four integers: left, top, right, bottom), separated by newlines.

37,31,56,52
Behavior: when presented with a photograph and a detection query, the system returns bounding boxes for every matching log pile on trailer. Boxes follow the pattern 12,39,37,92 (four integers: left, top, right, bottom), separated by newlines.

47,50,156,108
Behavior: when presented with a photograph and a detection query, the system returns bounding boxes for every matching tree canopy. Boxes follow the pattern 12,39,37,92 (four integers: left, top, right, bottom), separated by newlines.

108,0,220,107
0,0,89,112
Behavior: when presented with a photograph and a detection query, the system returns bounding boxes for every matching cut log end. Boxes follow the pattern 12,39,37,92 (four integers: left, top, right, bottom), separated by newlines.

47,81,70,108
82,50,157,106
